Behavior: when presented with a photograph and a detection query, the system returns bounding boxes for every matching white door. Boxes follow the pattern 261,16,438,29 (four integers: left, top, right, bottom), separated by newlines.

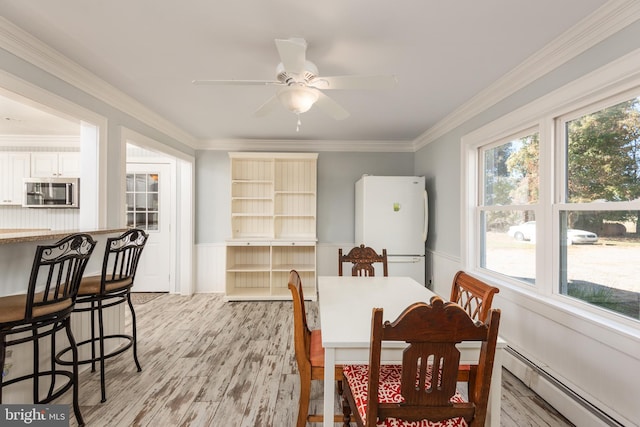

126,163,171,292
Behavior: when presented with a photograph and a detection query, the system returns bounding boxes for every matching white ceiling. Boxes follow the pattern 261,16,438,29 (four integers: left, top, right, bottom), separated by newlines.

0,92,79,136
0,0,609,143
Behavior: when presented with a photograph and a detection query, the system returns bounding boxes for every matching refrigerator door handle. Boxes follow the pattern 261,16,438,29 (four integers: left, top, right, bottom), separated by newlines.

422,190,429,243
387,256,422,263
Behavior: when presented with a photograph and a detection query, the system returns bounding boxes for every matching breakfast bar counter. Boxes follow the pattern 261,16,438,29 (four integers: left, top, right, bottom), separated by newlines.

0,228,127,245
0,228,128,403
0,228,126,295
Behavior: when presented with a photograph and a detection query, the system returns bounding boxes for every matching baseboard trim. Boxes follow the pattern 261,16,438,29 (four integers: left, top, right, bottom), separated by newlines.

504,346,627,427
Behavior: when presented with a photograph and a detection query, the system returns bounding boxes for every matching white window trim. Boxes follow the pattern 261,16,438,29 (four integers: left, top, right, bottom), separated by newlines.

461,47,640,337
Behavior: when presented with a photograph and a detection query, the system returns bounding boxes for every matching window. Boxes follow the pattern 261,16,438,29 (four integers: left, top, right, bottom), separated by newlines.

480,131,539,283
126,173,159,230
557,96,640,319
471,91,640,321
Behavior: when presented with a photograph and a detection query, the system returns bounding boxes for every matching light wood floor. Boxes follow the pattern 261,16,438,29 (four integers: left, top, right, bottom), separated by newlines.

54,293,574,426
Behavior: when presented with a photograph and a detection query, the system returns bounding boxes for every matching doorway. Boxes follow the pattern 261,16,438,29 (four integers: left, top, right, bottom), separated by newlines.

126,163,171,292
124,129,194,296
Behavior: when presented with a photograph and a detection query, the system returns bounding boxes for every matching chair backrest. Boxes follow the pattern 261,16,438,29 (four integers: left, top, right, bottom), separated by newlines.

365,296,500,427
25,233,96,320
338,244,388,277
288,270,312,372
99,228,149,293
450,271,499,323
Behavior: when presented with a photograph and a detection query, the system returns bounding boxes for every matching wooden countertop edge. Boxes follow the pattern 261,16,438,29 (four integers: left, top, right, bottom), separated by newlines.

0,228,129,245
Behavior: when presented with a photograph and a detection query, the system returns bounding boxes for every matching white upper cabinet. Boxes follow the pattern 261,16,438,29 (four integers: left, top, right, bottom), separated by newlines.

31,152,81,177
0,152,30,205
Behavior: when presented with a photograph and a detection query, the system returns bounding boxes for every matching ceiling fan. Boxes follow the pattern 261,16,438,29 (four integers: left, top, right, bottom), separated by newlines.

192,38,397,130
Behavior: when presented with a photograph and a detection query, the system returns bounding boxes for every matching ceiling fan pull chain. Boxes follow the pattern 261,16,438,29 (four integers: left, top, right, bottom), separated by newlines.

296,114,301,132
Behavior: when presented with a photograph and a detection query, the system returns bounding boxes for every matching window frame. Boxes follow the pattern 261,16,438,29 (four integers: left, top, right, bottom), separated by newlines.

461,48,640,333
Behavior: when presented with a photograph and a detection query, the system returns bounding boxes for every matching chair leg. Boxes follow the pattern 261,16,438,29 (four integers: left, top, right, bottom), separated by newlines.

0,333,6,404
32,327,40,403
90,301,97,372
47,324,58,399
97,300,107,403
65,318,84,427
297,371,311,427
126,293,142,372
337,379,351,426
342,395,352,426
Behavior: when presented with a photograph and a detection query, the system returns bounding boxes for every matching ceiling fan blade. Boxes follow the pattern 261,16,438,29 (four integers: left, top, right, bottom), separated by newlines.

275,38,307,75
309,74,398,90
313,90,350,120
254,95,281,117
192,79,281,86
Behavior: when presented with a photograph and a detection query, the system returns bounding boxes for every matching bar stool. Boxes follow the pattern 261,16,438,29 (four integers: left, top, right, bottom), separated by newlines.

56,228,148,403
0,233,97,427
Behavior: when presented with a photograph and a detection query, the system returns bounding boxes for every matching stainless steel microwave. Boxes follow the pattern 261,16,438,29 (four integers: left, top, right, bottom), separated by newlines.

23,178,79,208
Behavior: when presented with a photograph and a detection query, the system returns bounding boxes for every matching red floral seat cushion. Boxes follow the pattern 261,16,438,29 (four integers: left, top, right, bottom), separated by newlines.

343,364,468,427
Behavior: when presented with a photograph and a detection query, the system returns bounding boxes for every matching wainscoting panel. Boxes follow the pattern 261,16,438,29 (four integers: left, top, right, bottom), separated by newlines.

427,249,461,296
195,243,226,293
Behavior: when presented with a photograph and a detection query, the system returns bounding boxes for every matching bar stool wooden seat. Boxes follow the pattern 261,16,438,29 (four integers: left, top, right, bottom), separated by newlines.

0,233,96,427
55,228,148,403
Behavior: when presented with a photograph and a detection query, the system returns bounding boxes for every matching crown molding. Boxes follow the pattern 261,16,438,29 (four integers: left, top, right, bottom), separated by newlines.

0,17,200,149
414,0,640,150
197,138,415,152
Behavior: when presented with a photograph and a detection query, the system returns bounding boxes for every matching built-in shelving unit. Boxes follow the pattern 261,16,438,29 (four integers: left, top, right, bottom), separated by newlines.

225,152,318,301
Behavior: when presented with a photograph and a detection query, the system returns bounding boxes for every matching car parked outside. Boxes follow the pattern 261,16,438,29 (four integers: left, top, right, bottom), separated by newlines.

507,221,598,244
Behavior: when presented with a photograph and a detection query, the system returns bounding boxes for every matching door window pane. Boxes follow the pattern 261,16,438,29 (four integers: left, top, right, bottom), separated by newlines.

126,172,160,231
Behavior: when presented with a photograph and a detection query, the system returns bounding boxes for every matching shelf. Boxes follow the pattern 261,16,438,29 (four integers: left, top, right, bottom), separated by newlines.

224,287,273,301
226,264,270,272
227,152,317,301
271,263,315,271
274,190,315,195
232,196,272,200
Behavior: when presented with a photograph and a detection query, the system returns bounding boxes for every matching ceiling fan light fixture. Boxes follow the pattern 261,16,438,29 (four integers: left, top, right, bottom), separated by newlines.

277,85,319,114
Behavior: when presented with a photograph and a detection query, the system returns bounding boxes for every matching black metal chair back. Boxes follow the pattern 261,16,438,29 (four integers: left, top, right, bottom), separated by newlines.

99,228,148,294
25,233,96,321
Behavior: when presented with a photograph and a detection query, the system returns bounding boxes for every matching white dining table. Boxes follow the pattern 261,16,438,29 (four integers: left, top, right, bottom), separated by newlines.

318,275,505,427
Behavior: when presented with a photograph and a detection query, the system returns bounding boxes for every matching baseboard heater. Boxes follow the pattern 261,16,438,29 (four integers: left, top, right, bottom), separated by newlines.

506,346,624,427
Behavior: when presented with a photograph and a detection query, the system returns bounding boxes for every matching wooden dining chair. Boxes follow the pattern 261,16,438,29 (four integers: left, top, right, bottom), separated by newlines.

341,296,501,427
450,271,500,323
338,244,388,277
0,233,97,427
450,271,500,382
288,270,350,426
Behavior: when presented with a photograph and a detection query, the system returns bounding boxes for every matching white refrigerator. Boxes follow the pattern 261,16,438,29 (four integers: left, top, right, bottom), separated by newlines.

355,175,428,285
